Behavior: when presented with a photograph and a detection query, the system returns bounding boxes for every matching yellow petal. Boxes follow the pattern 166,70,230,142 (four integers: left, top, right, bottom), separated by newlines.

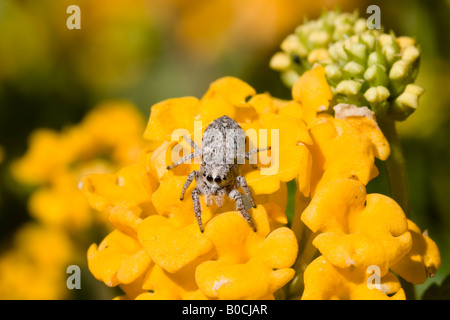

204,207,271,264
117,249,152,284
143,97,201,142
292,65,332,126
137,215,213,273
142,251,214,300
201,77,256,106
242,113,312,195
303,179,411,275
106,205,144,236
200,97,236,125
80,164,152,212
391,220,441,284
248,94,276,114
196,207,297,300
309,115,388,195
302,256,406,300
196,259,294,300
338,116,390,161
11,129,71,185
87,230,151,287
254,227,298,269
28,185,91,231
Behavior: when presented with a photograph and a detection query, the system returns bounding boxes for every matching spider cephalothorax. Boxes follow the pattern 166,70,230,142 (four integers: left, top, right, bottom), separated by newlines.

167,115,269,232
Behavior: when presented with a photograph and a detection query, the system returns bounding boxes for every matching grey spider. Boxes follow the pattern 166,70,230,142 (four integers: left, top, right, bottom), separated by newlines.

166,115,269,233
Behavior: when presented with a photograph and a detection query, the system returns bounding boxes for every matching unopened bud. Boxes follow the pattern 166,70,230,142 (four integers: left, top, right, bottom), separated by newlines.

325,64,343,82
343,61,365,76
270,52,291,71
307,49,332,64
389,60,410,80
336,80,362,96
364,86,390,103
390,84,424,121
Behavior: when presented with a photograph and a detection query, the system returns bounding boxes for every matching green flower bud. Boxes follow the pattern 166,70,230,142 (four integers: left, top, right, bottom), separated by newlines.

336,80,362,96
389,84,424,121
271,10,423,121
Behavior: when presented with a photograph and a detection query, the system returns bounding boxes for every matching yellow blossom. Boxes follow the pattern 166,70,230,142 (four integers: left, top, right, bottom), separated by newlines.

87,230,151,287
83,76,302,300
287,66,440,299
3,102,146,299
143,76,312,198
12,101,145,231
391,220,441,285
308,111,389,196
195,207,297,300
302,256,406,300
292,65,333,125
302,178,412,276
82,72,440,301
0,223,74,300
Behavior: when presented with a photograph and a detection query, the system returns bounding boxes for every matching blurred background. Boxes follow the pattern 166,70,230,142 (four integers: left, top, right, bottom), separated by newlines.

0,0,448,299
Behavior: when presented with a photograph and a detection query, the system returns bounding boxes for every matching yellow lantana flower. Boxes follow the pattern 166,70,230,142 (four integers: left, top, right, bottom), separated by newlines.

82,70,440,300
288,67,441,299
12,101,145,231
302,256,406,300
302,178,412,275
0,223,74,300
2,101,146,300
82,77,303,300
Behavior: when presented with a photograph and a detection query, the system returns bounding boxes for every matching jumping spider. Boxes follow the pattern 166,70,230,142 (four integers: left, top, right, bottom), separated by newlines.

166,115,269,233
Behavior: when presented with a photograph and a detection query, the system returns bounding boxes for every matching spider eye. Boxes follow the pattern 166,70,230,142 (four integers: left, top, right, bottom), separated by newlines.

206,175,213,182
214,177,222,183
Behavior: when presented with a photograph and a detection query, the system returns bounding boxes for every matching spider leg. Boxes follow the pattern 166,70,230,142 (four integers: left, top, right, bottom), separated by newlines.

182,135,202,155
205,195,212,206
228,189,256,232
245,146,271,160
236,175,256,208
167,152,200,170
245,146,271,168
214,188,227,208
192,187,204,233
180,170,198,201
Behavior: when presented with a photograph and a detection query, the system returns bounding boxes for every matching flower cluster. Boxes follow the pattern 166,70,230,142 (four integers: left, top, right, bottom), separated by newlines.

82,66,440,299
270,10,423,121
82,77,307,299
12,102,144,231
0,223,74,299
0,102,145,299
266,11,441,299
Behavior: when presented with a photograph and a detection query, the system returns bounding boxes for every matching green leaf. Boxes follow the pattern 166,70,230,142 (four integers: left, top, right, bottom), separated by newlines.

421,274,450,300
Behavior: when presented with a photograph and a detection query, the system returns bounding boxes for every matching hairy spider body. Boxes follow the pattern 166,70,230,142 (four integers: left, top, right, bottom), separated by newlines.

167,115,267,233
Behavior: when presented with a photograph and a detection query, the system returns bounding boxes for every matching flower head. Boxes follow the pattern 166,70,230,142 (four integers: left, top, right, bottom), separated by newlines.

3,102,145,299
0,223,74,299
271,10,423,120
12,101,145,231
82,69,440,300
82,76,304,299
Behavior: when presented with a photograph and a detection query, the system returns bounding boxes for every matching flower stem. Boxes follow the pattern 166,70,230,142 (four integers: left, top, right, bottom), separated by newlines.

378,116,416,300
378,117,410,216
287,228,317,299
284,191,316,299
